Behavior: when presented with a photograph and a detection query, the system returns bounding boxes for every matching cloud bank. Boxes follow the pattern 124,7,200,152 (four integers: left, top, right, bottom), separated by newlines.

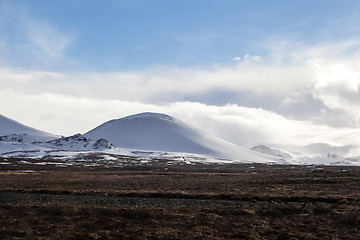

1,37,360,148
1,92,359,148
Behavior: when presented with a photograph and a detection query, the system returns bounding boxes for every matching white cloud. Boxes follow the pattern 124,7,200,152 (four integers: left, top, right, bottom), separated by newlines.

312,61,360,126
0,60,315,104
242,54,262,62
1,36,360,138
232,54,262,63
23,18,73,59
0,90,359,148
0,1,73,66
2,34,360,147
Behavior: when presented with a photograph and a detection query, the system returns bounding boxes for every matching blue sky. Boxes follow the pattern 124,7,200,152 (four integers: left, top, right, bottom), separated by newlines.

1,0,360,147
2,0,360,70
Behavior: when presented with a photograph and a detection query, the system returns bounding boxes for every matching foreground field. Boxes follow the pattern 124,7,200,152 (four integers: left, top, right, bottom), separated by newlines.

0,162,360,239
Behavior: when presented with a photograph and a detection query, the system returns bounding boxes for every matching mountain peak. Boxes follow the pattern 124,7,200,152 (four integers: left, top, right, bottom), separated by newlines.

122,112,174,121
84,112,274,162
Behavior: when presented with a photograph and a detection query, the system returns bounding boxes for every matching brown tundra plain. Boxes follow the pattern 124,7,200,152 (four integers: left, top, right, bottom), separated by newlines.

0,157,360,240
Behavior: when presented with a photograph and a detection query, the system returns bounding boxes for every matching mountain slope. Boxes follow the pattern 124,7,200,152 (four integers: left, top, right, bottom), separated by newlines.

0,114,56,142
46,134,114,150
84,112,276,162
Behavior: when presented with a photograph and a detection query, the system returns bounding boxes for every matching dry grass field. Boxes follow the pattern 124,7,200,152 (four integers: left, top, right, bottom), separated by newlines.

1,160,360,239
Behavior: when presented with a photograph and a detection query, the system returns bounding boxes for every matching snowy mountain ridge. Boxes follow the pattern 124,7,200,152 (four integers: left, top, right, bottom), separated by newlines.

0,112,360,166
251,144,360,166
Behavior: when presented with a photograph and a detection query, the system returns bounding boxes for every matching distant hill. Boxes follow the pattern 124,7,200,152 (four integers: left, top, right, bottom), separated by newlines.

0,114,56,142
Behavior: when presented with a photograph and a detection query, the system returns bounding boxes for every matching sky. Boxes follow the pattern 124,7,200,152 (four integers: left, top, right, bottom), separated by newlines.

1,0,360,147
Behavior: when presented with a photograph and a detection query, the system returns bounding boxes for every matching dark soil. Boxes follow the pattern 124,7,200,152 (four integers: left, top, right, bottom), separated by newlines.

0,160,360,239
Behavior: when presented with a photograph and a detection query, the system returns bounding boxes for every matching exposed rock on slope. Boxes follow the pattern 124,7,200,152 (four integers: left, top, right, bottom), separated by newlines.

46,134,114,150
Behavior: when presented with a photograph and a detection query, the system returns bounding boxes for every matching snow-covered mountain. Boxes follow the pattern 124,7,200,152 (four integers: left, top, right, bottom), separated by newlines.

251,145,293,159
251,143,360,165
1,112,359,166
300,143,353,155
85,112,276,162
0,114,56,142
